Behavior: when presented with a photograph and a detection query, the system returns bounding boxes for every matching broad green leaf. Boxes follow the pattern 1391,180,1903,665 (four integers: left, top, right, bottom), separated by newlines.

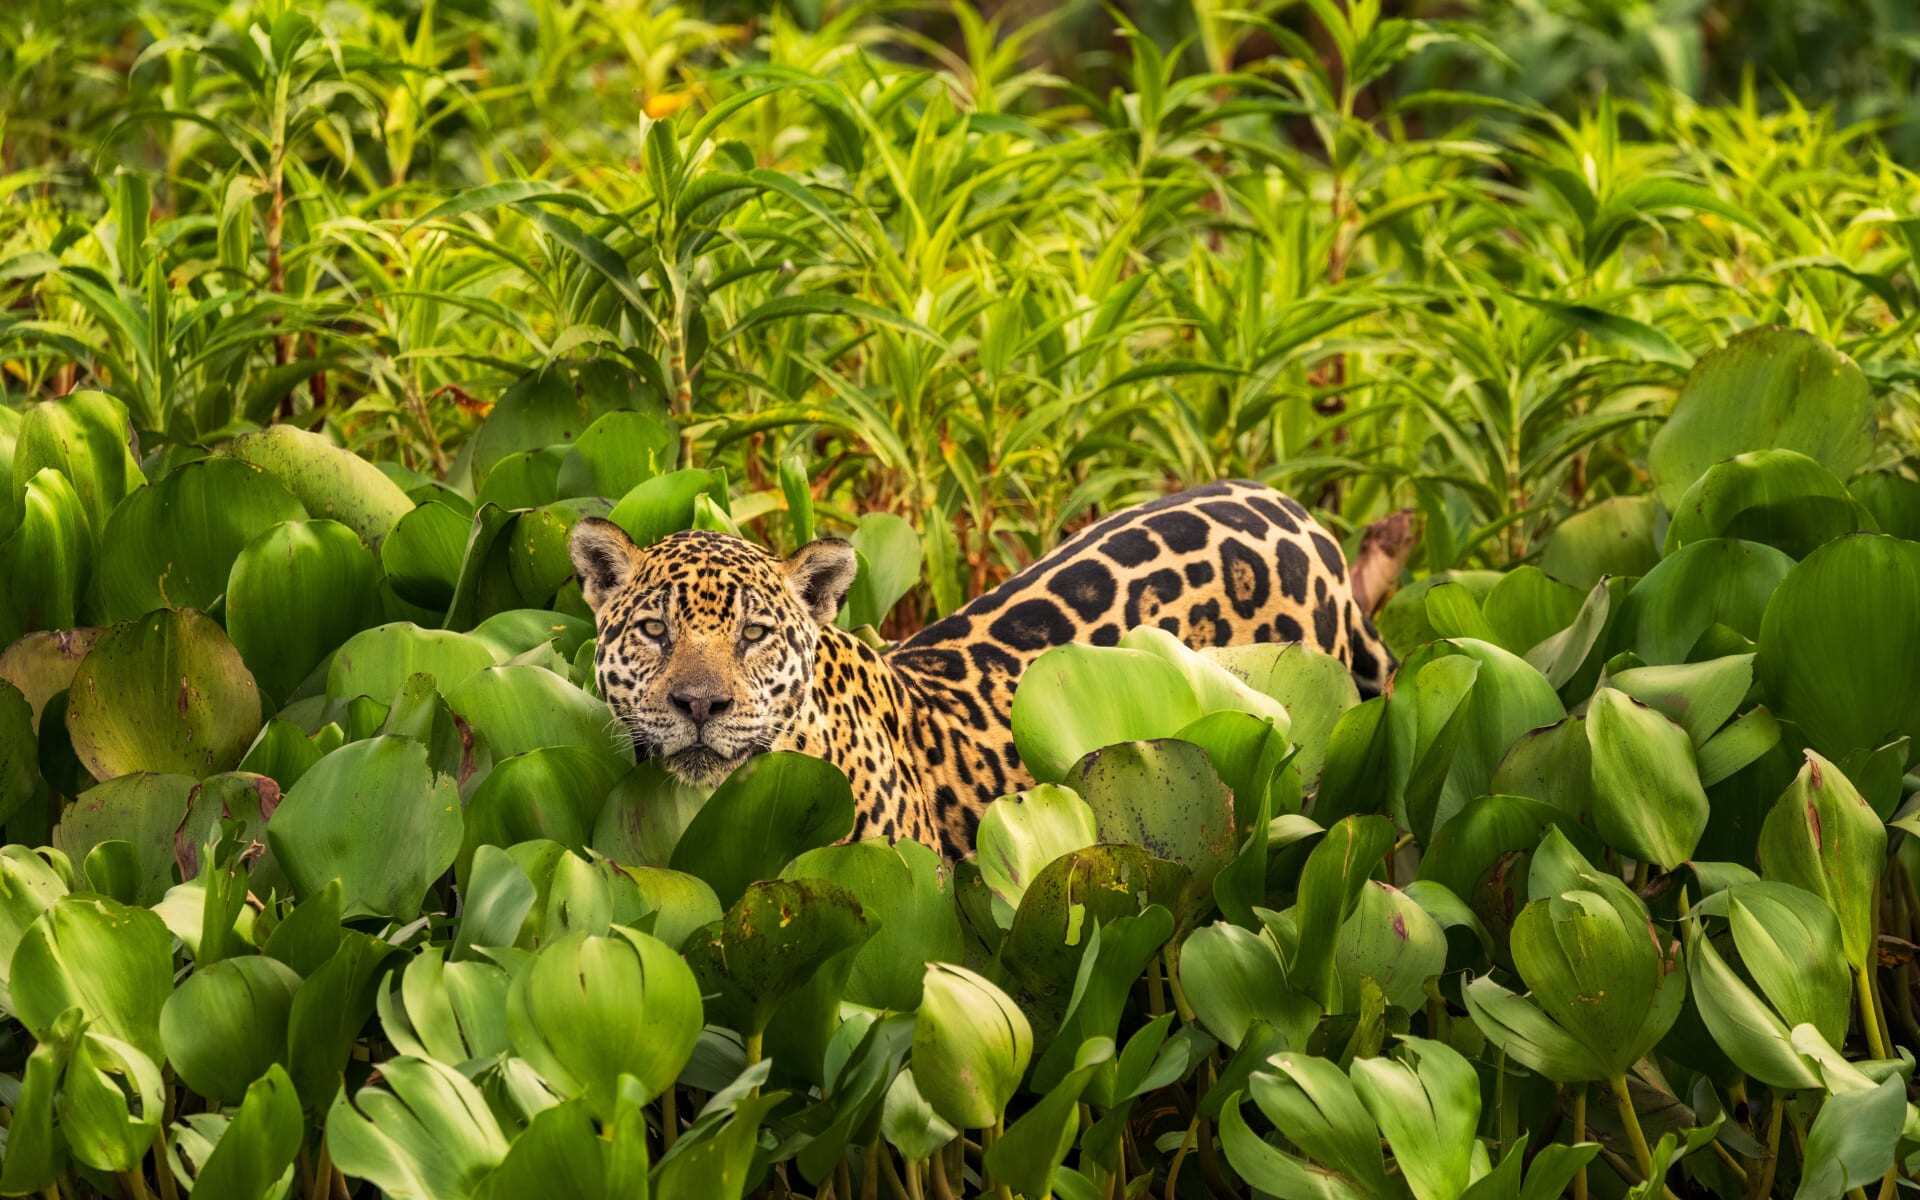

326,622,497,703
326,1055,512,1200
781,839,965,1009
10,894,172,1060
669,751,853,908
66,608,260,781
267,736,463,920
1756,751,1885,973
1585,687,1708,868
1664,450,1870,559
159,954,300,1103
90,457,306,623
684,878,869,1041
1010,644,1206,783
506,926,702,1113
185,1064,304,1200
911,962,1033,1130
1648,329,1876,509
227,425,414,549
1351,1037,1480,1200
227,518,381,700
974,783,1098,923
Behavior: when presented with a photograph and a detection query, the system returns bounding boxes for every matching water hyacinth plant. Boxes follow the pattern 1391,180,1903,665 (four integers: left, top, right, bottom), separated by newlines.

2,0,1920,1197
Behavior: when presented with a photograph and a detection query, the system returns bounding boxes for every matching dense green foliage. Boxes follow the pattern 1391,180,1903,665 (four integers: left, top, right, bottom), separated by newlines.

3,2,1920,1198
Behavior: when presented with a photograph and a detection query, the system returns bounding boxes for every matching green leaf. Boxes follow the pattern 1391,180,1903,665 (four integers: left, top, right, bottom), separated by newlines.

781,839,965,1010
983,1036,1113,1198
911,962,1033,1130
326,622,497,702
1181,921,1319,1051
181,1064,303,1200
10,390,143,531
684,878,869,1042
606,468,730,548
10,894,173,1061
66,607,261,781
1010,645,1206,783
52,772,195,905
267,736,463,920
669,751,853,908
326,1056,512,1200
1584,687,1709,868
1756,751,1885,974
1067,739,1238,887
1793,1075,1907,1200
1664,450,1870,559
1648,329,1876,510
506,926,702,1113
1291,814,1397,1008
227,518,381,701
227,425,414,549
90,458,307,623
1334,882,1447,1012
1756,534,1920,763
974,783,1097,923
1351,1037,1481,1200
159,954,300,1103
1540,496,1662,588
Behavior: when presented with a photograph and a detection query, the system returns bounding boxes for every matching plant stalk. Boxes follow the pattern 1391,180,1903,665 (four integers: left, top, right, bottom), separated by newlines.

1573,1085,1588,1200
1610,1073,1656,1181
1747,1094,1784,1200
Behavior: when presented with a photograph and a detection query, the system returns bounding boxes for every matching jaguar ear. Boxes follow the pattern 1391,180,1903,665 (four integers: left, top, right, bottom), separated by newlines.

569,517,641,614
783,538,858,624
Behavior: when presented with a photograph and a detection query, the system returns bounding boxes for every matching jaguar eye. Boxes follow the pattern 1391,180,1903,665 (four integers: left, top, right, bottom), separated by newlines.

742,623,770,643
640,619,668,639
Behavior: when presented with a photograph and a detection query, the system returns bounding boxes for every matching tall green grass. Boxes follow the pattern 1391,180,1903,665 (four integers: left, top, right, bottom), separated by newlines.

3,1,1916,614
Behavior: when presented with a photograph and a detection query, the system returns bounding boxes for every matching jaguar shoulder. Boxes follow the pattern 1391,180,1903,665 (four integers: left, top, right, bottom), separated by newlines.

570,480,1392,858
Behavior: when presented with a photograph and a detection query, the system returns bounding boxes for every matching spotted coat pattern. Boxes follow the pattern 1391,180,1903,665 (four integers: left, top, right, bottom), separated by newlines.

576,480,1391,858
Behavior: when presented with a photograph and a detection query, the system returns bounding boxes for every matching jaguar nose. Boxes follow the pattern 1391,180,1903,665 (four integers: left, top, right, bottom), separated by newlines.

668,687,734,725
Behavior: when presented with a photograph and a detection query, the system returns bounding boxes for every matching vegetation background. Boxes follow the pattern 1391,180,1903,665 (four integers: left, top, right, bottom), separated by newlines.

4,2,1920,1199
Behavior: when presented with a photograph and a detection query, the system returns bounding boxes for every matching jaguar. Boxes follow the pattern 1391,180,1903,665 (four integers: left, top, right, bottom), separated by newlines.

569,480,1393,858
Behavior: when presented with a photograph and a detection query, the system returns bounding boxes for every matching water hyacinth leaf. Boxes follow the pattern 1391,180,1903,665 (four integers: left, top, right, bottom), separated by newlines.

227,518,382,701
1756,751,1885,973
669,751,854,908
555,410,676,500
1334,882,1447,1012
1794,1075,1908,1200
1423,581,1499,643
325,1055,512,1200
1684,917,1824,1090
1001,844,1185,1007
1313,696,1393,824
1584,687,1709,868
1726,882,1851,1046
468,363,647,488
1290,814,1396,1008
881,1069,958,1163
288,929,402,1111
227,424,414,549
982,1036,1113,1199
1067,738,1237,883
470,1100,612,1200
474,447,562,510
1663,449,1869,559
89,458,307,623
51,772,195,904
1525,577,1620,692
505,926,702,1112
1245,1053,1390,1195
1462,973,1610,1083
8,467,92,631
1010,644,1206,783
266,736,463,920
650,1080,783,1200
685,878,869,1041
9,894,172,1060
1119,626,1292,731
158,954,300,1103
974,783,1098,922
57,1027,166,1173
458,745,629,879
1176,708,1296,827
1618,538,1795,663
1419,792,1569,902
1852,472,1920,540
1377,571,1502,658
1480,566,1584,656
452,847,537,960
616,863,722,952
592,761,712,867
65,608,261,781
781,839,965,1009
0,1008,77,1194
185,1064,304,1200
1608,654,1754,747
444,664,631,762
1219,1085,1374,1200
326,622,497,703
1647,328,1876,509
1180,921,1318,1051
1756,534,1920,762
606,467,729,547
1351,1037,1481,1200
1539,495,1662,587
10,390,142,532
468,608,593,663
382,501,474,612
1505,881,1685,1080
840,511,923,630
0,627,103,731
1204,640,1358,788
911,962,1033,1130
1697,705,1782,786
1032,905,1175,1092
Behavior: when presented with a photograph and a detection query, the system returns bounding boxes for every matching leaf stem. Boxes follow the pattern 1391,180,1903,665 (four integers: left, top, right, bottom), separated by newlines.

151,1127,178,1200
660,1085,678,1152
1609,1073,1656,1181
1162,944,1196,1024
1748,1093,1783,1200
1573,1085,1588,1200
1855,964,1891,1060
